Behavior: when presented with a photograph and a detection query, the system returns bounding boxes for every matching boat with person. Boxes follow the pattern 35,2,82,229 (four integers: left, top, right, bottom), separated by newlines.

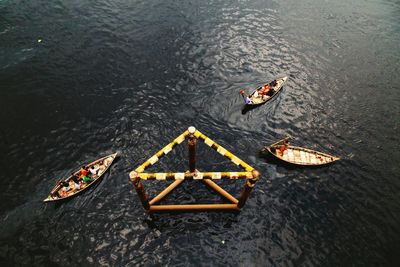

262,137,339,166
240,76,288,106
43,152,118,202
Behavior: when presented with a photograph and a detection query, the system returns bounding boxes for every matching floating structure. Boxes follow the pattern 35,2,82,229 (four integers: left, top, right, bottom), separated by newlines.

129,127,260,212
262,137,340,166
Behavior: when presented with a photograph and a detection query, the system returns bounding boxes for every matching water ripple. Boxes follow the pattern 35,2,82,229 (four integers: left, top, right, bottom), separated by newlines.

1,0,400,266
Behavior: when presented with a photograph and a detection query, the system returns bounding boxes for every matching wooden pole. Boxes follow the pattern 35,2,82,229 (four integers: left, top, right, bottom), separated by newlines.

130,171,150,210
149,203,239,212
149,180,184,205
188,126,196,172
202,179,239,204
238,169,260,208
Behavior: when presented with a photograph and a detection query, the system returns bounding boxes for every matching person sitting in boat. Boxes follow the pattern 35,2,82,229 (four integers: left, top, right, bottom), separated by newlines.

80,166,88,177
83,175,92,184
82,172,93,184
275,140,288,156
89,165,100,178
275,145,286,157
245,96,252,104
80,166,92,184
61,181,70,196
266,88,274,97
71,173,81,191
62,181,70,191
266,80,277,96
259,84,272,95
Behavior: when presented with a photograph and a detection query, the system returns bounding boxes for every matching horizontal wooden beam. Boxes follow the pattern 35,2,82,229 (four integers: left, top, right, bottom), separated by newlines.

136,171,252,181
149,204,239,212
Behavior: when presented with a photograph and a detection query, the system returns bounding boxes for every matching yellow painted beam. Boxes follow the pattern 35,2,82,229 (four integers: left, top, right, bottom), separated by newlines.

137,171,253,180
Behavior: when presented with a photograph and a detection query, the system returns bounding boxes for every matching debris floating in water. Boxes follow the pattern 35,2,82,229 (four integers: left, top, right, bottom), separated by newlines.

38,39,42,43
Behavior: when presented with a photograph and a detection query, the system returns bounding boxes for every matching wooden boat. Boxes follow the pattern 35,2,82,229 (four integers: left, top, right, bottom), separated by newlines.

43,152,118,202
262,138,339,166
241,76,288,106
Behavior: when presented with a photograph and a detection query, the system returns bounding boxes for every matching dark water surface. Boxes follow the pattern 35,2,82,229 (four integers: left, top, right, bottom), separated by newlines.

1,0,400,266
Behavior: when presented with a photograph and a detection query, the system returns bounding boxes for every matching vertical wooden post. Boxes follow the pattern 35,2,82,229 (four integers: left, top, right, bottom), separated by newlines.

130,171,150,210
238,169,260,208
188,126,196,172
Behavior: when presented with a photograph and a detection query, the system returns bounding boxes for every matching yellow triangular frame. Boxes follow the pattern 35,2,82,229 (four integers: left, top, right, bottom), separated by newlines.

129,127,260,212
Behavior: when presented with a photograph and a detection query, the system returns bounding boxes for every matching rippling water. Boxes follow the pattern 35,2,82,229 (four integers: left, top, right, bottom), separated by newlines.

1,0,399,266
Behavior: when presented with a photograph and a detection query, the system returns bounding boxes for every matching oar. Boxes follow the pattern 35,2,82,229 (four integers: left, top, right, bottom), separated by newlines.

239,89,246,99
50,172,74,194
271,136,290,147
50,179,63,194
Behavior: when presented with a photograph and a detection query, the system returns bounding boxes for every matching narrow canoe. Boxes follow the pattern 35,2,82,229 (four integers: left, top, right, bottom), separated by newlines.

262,138,339,166
43,152,118,202
246,76,288,106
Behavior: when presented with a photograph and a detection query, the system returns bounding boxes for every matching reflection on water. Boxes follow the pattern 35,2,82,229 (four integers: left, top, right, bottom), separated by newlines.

0,0,399,265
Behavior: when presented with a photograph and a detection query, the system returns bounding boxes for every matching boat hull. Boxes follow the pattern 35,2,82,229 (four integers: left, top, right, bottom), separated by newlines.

43,152,118,202
263,139,339,166
246,76,288,106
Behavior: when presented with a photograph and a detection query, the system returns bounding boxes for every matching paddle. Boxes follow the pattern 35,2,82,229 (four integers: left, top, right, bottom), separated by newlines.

270,136,290,147
50,179,63,194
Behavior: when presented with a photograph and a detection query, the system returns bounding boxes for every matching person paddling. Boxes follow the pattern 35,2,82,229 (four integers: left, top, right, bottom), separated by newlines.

240,89,252,104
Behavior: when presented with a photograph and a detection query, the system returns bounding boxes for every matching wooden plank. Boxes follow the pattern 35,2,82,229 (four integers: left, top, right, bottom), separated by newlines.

202,180,239,204
149,180,184,205
149,204,239,212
